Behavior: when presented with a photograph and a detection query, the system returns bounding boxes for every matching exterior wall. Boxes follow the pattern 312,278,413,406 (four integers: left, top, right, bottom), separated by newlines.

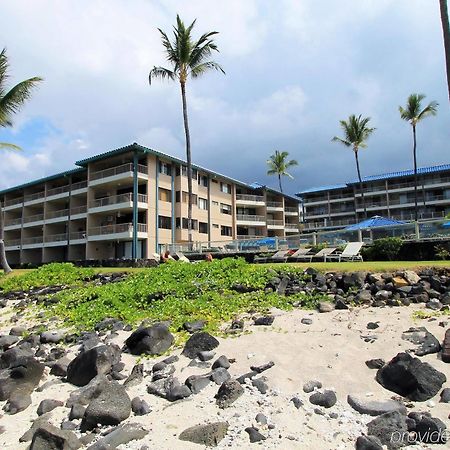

300,168,450,231
1,146,300,265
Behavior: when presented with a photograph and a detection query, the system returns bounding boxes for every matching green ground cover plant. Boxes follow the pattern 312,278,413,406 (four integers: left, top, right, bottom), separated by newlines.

0,263,95,292
44,258,325,334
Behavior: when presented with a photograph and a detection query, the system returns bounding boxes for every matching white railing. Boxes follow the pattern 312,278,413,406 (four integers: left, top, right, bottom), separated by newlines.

88,222,148,236
285,223,299,229
70,231,87,240
22,236,43,245
285,207,298,213
47,209,69,219
267,201,283,208
45,233,68,243
23,213,44,224
90,163,148,181
70,205,87,215
267,219,284,226
236,214,266,222
235,194,265,202
24,191,45,203
71,180,88,191
4,218,22,227
47,185,70,197
90,193,148,208
237,234,264,239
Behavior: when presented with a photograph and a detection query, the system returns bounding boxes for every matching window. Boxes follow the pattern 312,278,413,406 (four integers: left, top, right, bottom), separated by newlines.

199,222,208,234
158,215,171,229
220,203,232,215
212,200,219,206
182,191,197,204
221,225,232,236
175,191,181,203
220,182,231,194
198,175,208,187
159,161,172,176
212,224,219,229
198,198,208,210
177,165,198,178
158,188,171,203
176,218,198,230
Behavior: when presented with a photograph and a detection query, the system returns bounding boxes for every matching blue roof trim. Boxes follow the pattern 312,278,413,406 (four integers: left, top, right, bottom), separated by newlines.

297,163,450,196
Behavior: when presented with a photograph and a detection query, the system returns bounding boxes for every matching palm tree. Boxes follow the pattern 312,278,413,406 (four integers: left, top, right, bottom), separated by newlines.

149,15,224,244
332,114,375,219
440,0,450,104
399,94,438,221
266,150,298,193
0,48,42,274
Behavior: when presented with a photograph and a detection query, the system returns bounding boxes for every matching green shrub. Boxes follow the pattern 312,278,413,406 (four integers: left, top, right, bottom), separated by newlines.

434,243,450,260
0,263,95,292
363,237,403,261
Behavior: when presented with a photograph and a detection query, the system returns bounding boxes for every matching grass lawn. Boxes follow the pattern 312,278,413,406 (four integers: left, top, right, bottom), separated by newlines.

1,260,449,279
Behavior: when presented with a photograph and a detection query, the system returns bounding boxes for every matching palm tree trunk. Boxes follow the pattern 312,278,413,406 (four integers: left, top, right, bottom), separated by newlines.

0,199,12,274
278,174,283,193
180,80,193,245
412,124,418,222
354,149,367,219
440,0,450,104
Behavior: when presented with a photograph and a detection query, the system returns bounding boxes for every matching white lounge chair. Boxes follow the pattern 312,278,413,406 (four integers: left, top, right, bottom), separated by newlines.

288,247,315,262
296,247,337,262
324,242,364,262
175,252,190,263
254,248,291,264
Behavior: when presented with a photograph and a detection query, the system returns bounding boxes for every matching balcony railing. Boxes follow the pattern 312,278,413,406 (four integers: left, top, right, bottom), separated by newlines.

70,231,87,240
236,214,266,222
22,236,43,245
90,163,148,181
23,213,44,224
89,193,148,208
285,223,299,229
47,209,69,219
24,191,45,203
285,207,298,213
89,222,148,236
235,194,265,202
4,198,23,207
5,238,21,247
45,233,68,243
71,180,88,191
47,185,70,197
236,234,264,240
4,218,22,227
267,201,283,208
70,205,87,215
267,219,284,226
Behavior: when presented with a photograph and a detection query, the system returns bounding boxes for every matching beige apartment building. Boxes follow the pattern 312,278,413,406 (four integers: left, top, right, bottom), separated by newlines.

0,143,300,265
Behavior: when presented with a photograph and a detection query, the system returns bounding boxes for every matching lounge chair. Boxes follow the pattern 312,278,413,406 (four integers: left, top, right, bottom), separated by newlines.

287,247,315,262
254,248,291,264
174,252,190,263
296,247,337,262
324,242,364,262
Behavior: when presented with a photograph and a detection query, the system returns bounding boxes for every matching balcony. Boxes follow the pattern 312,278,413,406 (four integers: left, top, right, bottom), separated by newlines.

70,205,88,218
236,234,264,240
4,217,22,230
285,223,299,232
302,217,356,230
266,201,284,211
23,213,44,227
71,180,88,194
89,193,148,213
235,194,265,206
46,185,70,200
46,209,69,224
284,207,299,215
89,163,148,186
267,219,284,229
69,231,87,243
236,214,266,226
23,191,46,206
88,222,148,241
4,238,21,250
22,236,43,249
3,197,23,210
44,233,69,247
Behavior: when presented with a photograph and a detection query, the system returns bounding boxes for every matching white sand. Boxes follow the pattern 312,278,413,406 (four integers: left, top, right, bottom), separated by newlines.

0,303,449,449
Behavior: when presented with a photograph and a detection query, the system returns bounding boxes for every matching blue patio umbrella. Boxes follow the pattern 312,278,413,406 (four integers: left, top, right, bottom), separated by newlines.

442,221,450,228
345,216,406,230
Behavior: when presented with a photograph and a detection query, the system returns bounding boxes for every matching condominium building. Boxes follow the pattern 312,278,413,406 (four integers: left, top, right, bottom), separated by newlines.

0,143,300,265
297,164,450,231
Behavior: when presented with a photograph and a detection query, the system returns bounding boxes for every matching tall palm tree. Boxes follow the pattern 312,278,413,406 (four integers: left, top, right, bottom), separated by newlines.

332,114,375,219
149,15,224,244
266,150,298,193
399,94,438,222
440,0,450,104
0,48,42,274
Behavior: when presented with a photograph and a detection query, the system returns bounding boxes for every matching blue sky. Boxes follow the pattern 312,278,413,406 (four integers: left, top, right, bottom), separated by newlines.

0,0,449,195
